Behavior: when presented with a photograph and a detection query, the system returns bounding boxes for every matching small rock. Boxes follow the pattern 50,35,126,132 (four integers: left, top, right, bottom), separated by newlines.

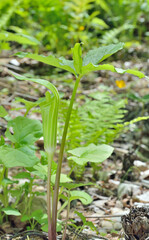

118,183,141,199
93,199,107,208
9,59,20,66
109,179,120,187
101,220,113,230
135,191,149,203
140,170,149,179
115,200,123,208
134,160,147,171
113,222,122,230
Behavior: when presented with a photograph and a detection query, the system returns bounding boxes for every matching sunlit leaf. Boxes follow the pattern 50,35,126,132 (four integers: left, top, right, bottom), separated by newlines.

2,207,21,216
60,182,94,190
72,43,82,75
82,63,146,78
0,106,8,117
5,116,42,145
83,43,124,66
68,143,114,165
0,32,40,45
70,190,92,205
0,145,39,167
51,173,72,184
14,52,76,75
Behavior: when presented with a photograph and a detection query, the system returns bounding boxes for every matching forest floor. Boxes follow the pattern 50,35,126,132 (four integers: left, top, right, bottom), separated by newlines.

0,45,149,240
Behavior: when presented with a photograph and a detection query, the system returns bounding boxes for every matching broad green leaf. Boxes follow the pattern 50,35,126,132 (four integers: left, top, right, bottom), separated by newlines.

0,136,5,146
21,215,32,221
68,143,114,165
31,209,44,221
60,182,94,190
0,32,40,45
0,145,39,167
83,43,124,66
14,52,76,75
70,190,92,205
72,43,82,75
51,173,72,184
82,63,146,78
2,207,21,216
31,164,47,179
5,116,42,145
0,106,8,117
13,172,31,179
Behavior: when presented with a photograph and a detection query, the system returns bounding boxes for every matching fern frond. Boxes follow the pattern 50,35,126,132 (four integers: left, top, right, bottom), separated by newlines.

100,23,134,44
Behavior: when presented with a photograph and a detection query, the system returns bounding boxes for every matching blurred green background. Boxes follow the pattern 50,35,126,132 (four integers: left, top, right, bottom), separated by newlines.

0,0,149,53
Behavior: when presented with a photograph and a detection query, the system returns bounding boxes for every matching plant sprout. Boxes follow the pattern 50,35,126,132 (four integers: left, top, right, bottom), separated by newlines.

11,42,149,240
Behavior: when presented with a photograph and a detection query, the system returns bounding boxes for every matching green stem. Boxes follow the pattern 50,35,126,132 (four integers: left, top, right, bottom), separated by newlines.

27,178,34,215
52,75,81,236
47,151,54,240
62,196,70,240
2,167,8,208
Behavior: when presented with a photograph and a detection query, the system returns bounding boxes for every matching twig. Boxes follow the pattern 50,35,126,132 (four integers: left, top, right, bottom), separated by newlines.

79,214,125,219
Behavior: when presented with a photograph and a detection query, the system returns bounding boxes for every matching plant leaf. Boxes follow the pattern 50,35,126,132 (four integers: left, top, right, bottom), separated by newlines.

51,173,72,184
2,207,21,216
0,106,8,117
74,211,86,224
72,43,82,75
5,116,42,145
60,182,94,190
82,63,146,78
83,43,124,66
0,145,39,167
14,52,76,75
68,143,113,165
13,172,31,179
70,190,92,205
0,32,40,45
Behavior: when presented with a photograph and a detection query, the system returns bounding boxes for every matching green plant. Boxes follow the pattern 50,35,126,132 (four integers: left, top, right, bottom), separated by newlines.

72,211,98,240
1,42,149,239
0,108,43,223
0,31,40,53
100,0,149,43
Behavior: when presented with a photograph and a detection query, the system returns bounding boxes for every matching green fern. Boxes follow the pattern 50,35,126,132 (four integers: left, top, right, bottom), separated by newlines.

58,92,127,150
100,23,134,44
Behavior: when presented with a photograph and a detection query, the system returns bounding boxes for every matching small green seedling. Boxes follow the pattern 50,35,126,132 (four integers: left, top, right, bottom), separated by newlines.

1,42,149,240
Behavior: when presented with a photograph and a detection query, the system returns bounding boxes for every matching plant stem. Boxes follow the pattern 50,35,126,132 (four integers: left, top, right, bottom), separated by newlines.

47,151,54,240
52,75,81,237
62,196,70,240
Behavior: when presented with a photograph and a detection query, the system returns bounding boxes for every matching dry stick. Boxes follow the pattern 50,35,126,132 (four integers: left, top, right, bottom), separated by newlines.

75,214,125,219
